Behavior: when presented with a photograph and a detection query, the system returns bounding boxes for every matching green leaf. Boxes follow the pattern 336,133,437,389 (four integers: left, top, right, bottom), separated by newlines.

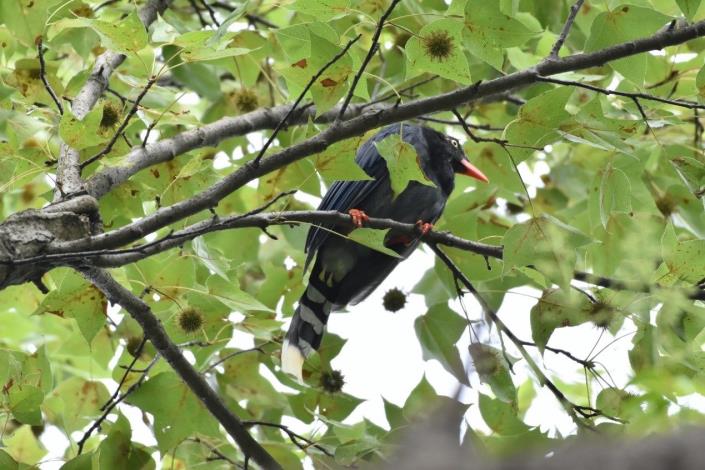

676,0,702,20
8,385,44,425
4,425,46,465
85,11,148,54
529,288,594,352
585,6,671,84
670,156,705,198
59,105,106,150
599,162,632,228
37,271,107,344
405,19,472,84
0,0,56,46
277,33,353,115
414,304,468,384
127,372,219,452
289,0,350,21
659,240,705,286
403,375,437,419
478,393,530,436
207,273,274,313
375,133,435,197
162,45,222,100
504,87,573,162
469,343,516,402
209,0,252,44
314,134,374,184
347,228,402,258
461,0,539,69
43,378,110,433
0,450,19,470
502,216,590,289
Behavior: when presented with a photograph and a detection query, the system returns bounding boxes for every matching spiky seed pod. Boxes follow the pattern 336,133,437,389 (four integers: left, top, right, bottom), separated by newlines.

422,31,453,61
100,102,121,128
319,370,345,393
177,308,204,333
383,288,407,312
468,343,499,376
125,336,144,357
232,88,259,113
589,301,615,329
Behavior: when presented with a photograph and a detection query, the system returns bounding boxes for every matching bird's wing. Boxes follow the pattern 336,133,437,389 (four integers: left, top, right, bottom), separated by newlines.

304,134,391,270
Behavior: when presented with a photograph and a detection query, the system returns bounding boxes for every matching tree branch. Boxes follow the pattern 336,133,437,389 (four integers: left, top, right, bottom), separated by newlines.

337,0,402,120
252,35,361,166
537,76,705,110
81,75,157,169
78,19,705,240
36,37,63,115
548,0,585,59
428,244,624,429
80,268,282,470
53,0,173,200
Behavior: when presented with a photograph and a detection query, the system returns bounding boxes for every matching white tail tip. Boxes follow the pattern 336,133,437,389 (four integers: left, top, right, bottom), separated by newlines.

281,339,305,383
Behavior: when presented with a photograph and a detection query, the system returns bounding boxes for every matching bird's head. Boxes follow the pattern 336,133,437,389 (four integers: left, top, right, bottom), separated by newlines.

443,135,489,183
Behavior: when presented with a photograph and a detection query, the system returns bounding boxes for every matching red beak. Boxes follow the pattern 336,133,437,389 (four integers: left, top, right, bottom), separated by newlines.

459,159,489,183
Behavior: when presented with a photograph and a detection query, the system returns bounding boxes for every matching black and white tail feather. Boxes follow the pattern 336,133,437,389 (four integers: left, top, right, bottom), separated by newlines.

282,273,335,381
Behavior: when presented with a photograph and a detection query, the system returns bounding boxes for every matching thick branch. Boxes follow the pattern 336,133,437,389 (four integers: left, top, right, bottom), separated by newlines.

79,19,705,241
81,268,282,470
3,210,686,301
54,0,172,199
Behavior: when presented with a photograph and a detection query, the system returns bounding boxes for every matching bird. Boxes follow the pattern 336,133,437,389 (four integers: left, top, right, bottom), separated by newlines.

281,123,489,381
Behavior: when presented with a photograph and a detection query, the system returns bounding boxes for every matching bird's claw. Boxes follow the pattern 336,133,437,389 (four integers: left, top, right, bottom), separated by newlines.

416,220,433,236
348,209,369,228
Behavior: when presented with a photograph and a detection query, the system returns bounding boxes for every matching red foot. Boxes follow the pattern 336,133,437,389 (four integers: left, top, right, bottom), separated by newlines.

416,220,433,236
348,209,369,228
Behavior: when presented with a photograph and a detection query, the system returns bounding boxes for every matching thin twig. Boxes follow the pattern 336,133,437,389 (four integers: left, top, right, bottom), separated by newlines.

429,243,602,430
538,76,705,110
519,339,595,369
77,353,160,454
548,0,586,58
452,108,543,151
252,35,361,166
199,0,220,26
189,0,209,28
36,37,63,115
188,437,241,467
417,115,504,131
337,0,402,120
94,0,121,12
203,346,265,373
101,337,147,411
81,76,157,169
244,421,334,457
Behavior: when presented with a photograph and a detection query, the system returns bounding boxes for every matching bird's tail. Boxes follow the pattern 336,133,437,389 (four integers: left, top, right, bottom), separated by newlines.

281,276,334,381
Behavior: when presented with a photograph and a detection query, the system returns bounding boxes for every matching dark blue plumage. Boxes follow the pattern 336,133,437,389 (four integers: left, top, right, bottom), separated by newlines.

282,123,488,380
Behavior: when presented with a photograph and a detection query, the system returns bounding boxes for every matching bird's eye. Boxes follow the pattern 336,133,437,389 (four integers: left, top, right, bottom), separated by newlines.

450,139,459,148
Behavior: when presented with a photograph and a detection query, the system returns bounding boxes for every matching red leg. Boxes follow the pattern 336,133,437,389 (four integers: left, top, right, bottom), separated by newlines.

348,209,369,228
415,220,433,236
